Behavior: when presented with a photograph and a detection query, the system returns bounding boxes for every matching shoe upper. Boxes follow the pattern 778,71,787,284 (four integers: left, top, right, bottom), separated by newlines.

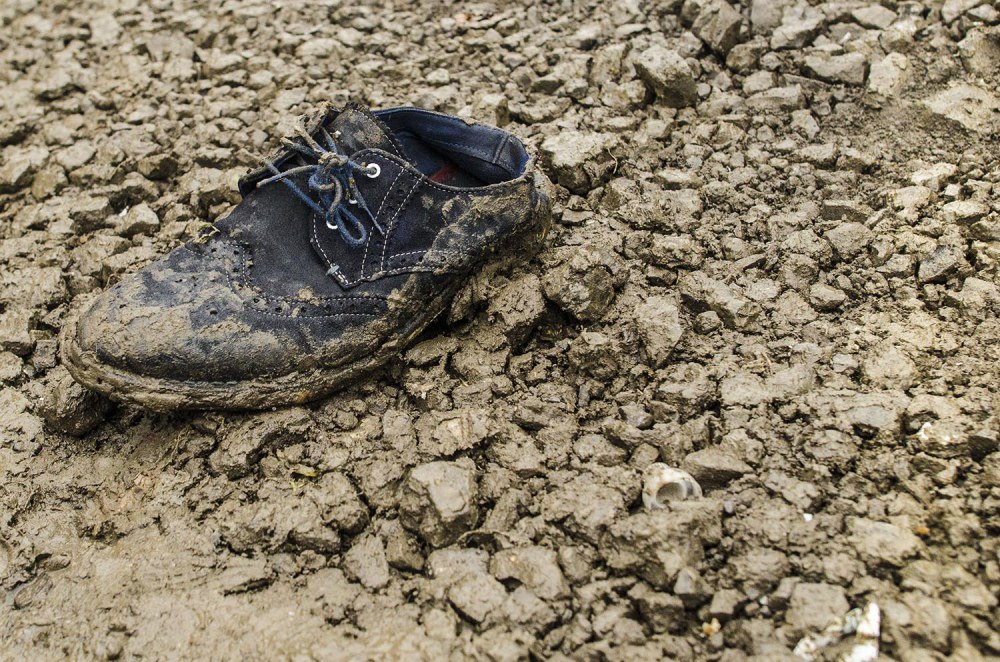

70,104,549,383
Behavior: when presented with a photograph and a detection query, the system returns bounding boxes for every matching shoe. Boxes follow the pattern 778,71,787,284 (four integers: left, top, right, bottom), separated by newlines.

60,103,551,410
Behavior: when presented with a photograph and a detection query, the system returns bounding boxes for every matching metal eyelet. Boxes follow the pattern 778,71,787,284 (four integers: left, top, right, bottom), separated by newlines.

347,197,358,205
326,219,338,230
365,163,381,178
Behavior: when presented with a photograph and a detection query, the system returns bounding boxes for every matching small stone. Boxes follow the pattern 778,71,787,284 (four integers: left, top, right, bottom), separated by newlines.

36,366,110,436
0,308,35,356
0,146,49,193
681,447,752,488
635,46,697,108
33,69,76,100
868,53,910,97
490,546,570,600
796,143,838,168
655,168,702,190
54,141,96,171
635,296,684,368
343,534,390,589
399,460,479,548
539,131,615,194
69,195,113,234
119,203,160,237
825,222,872,260
448,572,507,624
852,4,897,28
673,566,711,607
941,200,988,224
709,589,745,620
382,519,424,573
0,352,23,383
771,10,823,50
745,85,805,111
629,583,686,634
910,163,957,191
784,583,849,637
804,52,867,85
918,243,971,283
849,517,922,567
958,28,1000,76
923,84,1000,134
691,0,743,55
620,403,654,430
808,283,847,311
678,272,760,330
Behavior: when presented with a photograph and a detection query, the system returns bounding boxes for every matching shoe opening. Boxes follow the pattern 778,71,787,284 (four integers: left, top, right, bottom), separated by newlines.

375,107,530,188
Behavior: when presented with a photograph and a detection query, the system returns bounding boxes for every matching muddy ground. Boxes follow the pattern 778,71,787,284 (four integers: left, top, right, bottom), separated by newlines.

1,0,998,659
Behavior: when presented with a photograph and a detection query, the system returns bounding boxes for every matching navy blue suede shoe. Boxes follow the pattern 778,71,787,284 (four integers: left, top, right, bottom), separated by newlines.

60,103,551,410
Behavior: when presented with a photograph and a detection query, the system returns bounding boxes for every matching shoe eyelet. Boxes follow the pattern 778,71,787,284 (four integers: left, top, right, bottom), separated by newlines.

365,163,380,178
326,220,339,230
347,197,357,205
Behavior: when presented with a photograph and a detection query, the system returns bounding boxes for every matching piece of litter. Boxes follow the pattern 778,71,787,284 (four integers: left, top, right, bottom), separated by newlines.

642,463,703,510
793,602,880,661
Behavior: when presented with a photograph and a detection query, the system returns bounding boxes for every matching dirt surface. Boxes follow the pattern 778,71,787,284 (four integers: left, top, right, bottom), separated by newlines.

1,0,998,660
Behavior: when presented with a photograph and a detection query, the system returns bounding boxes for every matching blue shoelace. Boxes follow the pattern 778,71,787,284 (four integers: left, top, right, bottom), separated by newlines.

257,124,383,247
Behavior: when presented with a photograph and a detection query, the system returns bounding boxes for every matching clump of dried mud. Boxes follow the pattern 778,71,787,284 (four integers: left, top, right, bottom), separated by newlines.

1,0,998,660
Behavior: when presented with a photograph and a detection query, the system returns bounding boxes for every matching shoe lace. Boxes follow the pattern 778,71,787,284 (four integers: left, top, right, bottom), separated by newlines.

256,123,383,247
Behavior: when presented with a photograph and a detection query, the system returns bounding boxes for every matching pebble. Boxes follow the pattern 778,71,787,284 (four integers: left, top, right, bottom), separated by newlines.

0,308,35,356
804,52,868,85
681,448,752,488
849,517,922,567
922,84,1000,134
634,45,697,108
868,53,910,96
0,146,49,193
691,0,743,55
539,131,616,193
119,203,161,237
634,296,683,368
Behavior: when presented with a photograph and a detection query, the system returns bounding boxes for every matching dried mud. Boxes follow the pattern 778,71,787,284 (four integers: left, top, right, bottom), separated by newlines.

1,0,999,660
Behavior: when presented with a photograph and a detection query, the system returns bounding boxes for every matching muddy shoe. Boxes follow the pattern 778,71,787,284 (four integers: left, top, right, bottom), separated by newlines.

60,104,551,411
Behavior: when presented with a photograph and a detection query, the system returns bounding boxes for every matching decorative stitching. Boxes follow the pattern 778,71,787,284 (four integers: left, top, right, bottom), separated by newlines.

360,160,403,278
381,177,421,273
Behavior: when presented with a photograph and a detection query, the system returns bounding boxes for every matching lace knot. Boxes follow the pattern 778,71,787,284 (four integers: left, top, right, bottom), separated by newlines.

256,124,383,247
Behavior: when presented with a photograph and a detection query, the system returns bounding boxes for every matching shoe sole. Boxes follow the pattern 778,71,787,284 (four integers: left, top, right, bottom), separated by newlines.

60,210,550,411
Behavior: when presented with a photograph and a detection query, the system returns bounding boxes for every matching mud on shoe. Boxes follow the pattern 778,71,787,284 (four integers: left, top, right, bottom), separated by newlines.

60,104,551,410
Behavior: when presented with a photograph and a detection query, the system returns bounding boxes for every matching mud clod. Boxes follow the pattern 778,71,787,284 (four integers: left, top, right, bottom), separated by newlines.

399,460,479,548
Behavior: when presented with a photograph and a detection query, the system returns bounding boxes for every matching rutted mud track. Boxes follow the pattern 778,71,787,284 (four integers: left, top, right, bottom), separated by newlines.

1,0,998,659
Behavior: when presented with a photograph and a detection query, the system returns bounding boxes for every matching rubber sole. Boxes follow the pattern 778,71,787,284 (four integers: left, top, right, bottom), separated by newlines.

60,213,550,411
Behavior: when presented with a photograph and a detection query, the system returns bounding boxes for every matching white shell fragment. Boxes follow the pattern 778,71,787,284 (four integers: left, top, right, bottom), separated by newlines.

642,463,703,510
793,602,880,662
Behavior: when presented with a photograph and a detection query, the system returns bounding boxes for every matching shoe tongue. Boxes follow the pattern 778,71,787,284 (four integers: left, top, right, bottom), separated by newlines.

327,105,404,158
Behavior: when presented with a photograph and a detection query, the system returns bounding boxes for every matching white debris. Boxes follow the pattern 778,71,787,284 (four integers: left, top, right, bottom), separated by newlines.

793,602,880,661
642,463,703,510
